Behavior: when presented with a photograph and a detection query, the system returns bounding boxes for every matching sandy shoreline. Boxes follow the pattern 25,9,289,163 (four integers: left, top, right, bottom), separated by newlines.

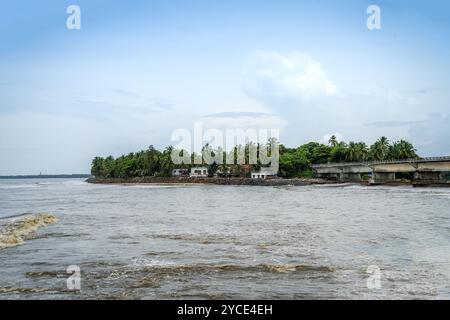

86,176,340,186
85,177,450,187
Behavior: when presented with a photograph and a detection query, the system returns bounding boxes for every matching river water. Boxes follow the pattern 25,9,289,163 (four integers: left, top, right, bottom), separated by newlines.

0,178,449,299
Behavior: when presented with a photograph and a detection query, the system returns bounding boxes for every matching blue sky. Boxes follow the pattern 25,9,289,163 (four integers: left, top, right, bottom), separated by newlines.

1,0,450,174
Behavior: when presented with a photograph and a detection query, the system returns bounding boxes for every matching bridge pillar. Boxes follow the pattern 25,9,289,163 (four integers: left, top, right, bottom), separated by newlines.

313,157,450,185
414,171,441,181
340,172,363,182
372,172,396,184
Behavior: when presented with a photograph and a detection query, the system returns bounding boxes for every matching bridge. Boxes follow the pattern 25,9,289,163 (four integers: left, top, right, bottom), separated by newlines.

311,157,450,185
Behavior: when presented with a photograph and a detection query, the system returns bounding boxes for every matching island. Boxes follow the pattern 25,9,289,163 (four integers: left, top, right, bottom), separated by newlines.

85,136,450,186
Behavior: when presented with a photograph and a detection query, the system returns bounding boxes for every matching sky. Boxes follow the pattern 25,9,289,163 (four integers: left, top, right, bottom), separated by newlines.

1,0,450,175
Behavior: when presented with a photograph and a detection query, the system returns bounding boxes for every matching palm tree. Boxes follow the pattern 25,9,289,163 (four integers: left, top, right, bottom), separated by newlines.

354,142,369,161
330,141,347,162
159,146,174,176
369,136,390,161
346,142,358,162
388,140,418,160
328,135,338,147
91,157,104,177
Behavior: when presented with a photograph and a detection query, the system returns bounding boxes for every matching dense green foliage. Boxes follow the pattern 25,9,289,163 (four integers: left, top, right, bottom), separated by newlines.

91,136,419,179
277,136,418,177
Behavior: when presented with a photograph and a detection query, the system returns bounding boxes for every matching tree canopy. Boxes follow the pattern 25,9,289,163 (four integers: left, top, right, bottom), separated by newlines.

91,137,419,179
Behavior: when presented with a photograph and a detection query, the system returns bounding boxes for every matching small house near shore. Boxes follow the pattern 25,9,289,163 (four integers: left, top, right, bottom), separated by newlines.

190,167,208,178
251,168,277,179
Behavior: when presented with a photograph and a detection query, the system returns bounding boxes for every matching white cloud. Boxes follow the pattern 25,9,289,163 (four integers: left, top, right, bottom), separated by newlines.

201,112,287,130
244,51,339,101
387,89,420,106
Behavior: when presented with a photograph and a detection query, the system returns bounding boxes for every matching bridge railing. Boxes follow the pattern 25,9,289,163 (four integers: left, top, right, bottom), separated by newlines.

311,162,370,168
311,156,450,168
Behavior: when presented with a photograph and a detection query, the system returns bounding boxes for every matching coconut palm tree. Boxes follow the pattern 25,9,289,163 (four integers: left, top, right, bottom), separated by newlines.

388,140,418,160
369,136,390,161
355,142,369,161
345,142,358,162
330,141,347,162
328,135,338,147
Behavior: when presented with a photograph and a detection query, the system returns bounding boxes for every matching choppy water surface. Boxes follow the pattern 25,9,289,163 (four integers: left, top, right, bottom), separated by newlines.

0,178,449,299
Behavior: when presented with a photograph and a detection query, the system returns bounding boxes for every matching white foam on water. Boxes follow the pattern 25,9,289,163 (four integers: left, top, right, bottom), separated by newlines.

0,213,58,250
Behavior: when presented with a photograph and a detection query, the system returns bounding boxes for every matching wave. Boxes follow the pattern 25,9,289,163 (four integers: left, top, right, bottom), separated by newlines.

0,213,58,250
148,263,336,273
25,271,63,278
147,233,231,244
0,287,56,294
121,262,335,289
103,262,336,278
146,232,307,247
22,262,336,293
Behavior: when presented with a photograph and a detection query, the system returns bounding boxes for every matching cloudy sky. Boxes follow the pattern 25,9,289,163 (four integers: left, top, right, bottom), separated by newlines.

1,0,450,174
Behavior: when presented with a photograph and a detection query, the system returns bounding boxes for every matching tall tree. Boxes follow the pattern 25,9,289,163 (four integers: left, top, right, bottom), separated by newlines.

388,140,418,160
330,142,347,163
369,136,390,161
328,135,338,147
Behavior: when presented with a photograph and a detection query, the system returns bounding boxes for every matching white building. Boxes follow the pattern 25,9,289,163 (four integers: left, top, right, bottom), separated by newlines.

190,167,209,178
172,168,189,176
251,168,277,179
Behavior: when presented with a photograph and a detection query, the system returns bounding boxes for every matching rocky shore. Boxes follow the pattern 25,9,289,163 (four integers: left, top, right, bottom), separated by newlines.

86,176,337,186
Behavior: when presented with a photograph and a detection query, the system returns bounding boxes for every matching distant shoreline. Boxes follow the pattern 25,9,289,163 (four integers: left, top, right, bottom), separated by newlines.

86,176,339,186
0,174,91,179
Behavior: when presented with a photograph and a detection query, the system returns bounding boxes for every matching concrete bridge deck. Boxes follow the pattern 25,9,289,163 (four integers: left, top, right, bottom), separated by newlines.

312,157,450,185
